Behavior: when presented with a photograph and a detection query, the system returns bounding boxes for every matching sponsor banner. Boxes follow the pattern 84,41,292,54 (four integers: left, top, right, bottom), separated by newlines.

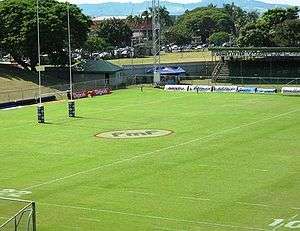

96,129,173,139
94,88,111,96
189,85,212,92
164,85,189,92
214,85,238,93
256,88,276,94
72,91,87,99
281,87,300,94
238,87,257,93
72,88,111,99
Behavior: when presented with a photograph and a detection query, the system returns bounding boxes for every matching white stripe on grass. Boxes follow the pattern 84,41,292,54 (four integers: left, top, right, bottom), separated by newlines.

115,189,300,211
272,214,298,231
40,202,268,231
23,108,299,191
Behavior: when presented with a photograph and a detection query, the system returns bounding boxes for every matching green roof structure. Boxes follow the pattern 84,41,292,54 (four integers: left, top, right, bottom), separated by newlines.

74,59,122,73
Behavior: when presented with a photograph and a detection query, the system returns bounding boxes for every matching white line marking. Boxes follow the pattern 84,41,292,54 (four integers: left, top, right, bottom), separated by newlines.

255,169,269,172
40,202,267,231
126,190,211,201
126,190,155,196
179,196,211,201
23,109,299,191
236,202,276,208
123,190,299,211
272,222,284,231
153,227,188,231
272,214,299,231
289,214,298,220
59,224,80,230
234,202,299,210
1,105,29,111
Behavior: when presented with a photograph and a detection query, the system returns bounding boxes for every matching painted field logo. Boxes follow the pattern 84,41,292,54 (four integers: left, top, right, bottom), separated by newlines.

96,129,172,139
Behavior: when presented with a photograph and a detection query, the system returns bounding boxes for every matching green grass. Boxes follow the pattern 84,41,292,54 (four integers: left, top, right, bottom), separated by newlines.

0,88,299,231
0,65,66,103
109,51,215,66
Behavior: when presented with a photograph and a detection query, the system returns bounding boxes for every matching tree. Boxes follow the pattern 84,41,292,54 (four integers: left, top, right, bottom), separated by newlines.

167,7,234,44
83,35,110,56
95,18,132,47
271,19,300,47
159,6,174,28
141,10,151,23
260,7,298,28
209,32,230,46
0,0,91,70
223,3,259,35
237,7,299,47
237,27,272,47
165,25,192,45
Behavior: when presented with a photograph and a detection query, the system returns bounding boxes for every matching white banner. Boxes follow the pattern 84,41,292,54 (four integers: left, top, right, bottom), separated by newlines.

214,85,238,93
256,88,276,94
188,85,212,92
164,85,189,92
281,87,300,94
238,87,257,93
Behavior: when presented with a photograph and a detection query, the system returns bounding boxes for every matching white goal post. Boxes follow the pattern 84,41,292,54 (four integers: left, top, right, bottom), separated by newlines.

0,197,37,231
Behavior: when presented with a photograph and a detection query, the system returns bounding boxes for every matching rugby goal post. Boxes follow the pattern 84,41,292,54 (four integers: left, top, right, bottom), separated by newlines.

0,197,37,231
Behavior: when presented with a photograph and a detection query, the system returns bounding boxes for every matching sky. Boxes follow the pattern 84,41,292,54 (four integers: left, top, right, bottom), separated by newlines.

60,0,300,5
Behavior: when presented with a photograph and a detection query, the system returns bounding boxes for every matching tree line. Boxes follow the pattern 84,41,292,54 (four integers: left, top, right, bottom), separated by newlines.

166,4,299,47
0,0,90,71
0,0,299,71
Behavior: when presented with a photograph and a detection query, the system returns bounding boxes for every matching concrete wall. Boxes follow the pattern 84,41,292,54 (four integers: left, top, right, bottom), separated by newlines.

45,67,122,85
74,73,106,82
121,61,217,77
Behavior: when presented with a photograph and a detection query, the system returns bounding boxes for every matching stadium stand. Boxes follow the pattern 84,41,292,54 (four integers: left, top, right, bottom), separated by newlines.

209,47,300,84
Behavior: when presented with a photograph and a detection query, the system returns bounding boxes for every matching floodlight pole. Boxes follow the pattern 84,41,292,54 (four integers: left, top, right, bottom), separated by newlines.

36,0,45,123
152,0,161,84
67,2,75,117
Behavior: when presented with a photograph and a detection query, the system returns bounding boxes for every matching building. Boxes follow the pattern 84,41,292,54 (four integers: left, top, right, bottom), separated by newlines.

45,59,124,89
73,59,122,85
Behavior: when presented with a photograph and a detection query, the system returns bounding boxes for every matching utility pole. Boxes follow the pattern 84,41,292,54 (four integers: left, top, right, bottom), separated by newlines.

36,0,45,123
152,0,161,84
67,2,76,117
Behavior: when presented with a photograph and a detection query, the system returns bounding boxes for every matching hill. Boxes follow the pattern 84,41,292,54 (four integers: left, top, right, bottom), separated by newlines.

0,64,66,103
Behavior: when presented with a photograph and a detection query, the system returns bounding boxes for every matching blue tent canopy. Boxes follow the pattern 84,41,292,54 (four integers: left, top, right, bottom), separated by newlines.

147,66,186,75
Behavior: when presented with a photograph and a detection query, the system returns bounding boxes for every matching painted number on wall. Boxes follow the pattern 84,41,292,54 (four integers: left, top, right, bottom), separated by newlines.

0,189,31,198
269,218,300,229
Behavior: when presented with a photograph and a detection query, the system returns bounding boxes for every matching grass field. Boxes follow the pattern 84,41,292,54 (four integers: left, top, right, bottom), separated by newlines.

109,51,215,66
0,88,299,231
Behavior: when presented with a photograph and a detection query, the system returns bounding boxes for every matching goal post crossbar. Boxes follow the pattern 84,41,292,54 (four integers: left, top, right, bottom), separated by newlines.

0,197,37,231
